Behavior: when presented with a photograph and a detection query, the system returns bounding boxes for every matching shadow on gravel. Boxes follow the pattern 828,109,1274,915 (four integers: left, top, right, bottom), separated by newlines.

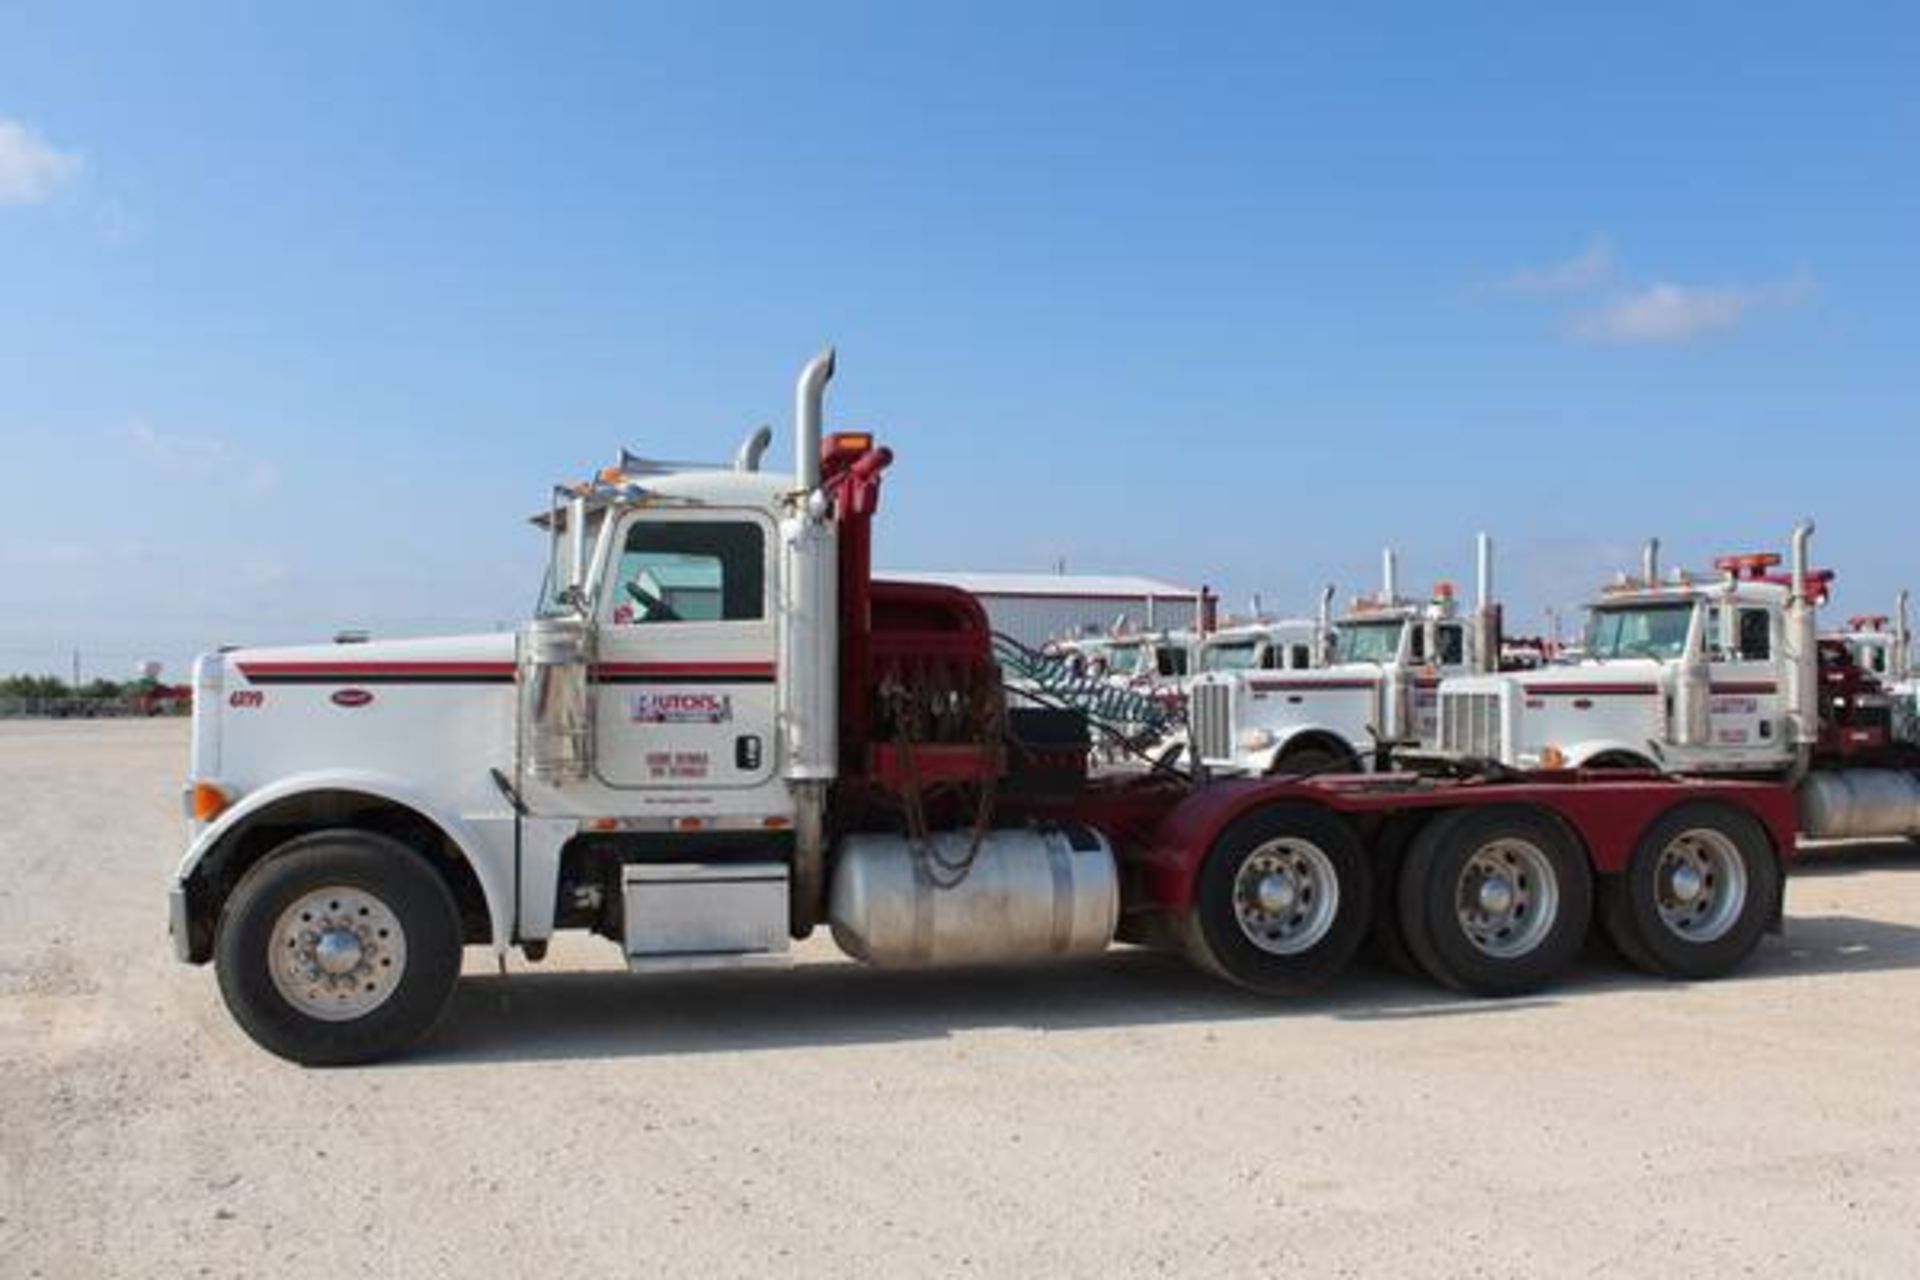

413,908,1920,1066
1791,839,1920,875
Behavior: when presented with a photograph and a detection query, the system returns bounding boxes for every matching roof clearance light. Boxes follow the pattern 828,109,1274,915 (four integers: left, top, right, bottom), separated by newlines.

826,432,873,455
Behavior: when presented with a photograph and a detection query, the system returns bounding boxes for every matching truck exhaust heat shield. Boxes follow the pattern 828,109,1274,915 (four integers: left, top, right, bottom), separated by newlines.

829,827,1119,969
519,615,595,784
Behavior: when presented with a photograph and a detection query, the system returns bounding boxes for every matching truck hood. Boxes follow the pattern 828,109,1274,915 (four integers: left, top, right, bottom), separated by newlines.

1508,661,1667,692
223,632,516,685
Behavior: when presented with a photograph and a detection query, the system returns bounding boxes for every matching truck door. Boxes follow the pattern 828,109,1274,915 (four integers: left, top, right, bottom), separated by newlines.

591,508,780,797
1706,603,1781,753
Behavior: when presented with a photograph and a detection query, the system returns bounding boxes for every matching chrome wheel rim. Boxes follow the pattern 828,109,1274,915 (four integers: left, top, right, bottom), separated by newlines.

1233,838,1340,956
1653,828,1747,943
1454,838,1559,959
269,886,408,1021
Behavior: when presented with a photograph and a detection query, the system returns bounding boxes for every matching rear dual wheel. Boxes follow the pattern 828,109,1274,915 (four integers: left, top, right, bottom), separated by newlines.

1600,803,1779,980
1397,807,1592,996
1185,805,1372,993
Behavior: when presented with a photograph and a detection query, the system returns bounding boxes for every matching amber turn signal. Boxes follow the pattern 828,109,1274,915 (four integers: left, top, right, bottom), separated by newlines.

190,781,232,823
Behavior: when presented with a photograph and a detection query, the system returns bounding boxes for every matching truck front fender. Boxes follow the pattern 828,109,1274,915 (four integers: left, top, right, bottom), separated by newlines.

173,770,519,961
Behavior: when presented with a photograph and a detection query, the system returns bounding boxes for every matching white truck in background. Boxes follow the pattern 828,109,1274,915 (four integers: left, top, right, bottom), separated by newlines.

1432,527,1920,841
1187,537,1502,775
1193,608,1328,678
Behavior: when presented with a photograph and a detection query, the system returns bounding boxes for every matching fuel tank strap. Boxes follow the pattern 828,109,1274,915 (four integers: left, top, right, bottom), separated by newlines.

1047,835,1074,954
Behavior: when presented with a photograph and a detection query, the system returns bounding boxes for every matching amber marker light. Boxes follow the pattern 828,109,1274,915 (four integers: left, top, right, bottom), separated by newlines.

191,782,232,823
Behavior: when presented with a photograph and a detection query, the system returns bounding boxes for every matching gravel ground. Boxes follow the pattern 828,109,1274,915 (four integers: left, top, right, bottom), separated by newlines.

3,719,1918,1278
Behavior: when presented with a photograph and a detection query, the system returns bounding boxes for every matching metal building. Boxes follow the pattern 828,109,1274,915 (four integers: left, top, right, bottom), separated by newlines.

885,571,1203,648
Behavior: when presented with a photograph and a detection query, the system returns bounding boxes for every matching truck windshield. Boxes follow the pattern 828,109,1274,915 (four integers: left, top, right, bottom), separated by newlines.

1585,602,1693,661
1202,641,1261,671
1333,620,1403,664
1105,642,1148,675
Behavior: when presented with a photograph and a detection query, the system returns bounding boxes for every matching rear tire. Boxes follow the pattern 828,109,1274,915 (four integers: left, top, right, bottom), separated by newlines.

1600,802,1779,980
1183,804,1371,994
1398,806,1592,996
215,829,464,1066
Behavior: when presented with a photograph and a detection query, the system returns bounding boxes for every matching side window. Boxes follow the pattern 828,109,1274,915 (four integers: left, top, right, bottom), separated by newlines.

1290,643,1312,670
1735,608,1770,662
1436,624,1465,666
1157,647,1189,678
1408,625,1426,662
611,520,765,625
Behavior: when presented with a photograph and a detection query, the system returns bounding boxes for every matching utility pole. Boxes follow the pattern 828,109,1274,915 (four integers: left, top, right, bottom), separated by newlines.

71,649,80,692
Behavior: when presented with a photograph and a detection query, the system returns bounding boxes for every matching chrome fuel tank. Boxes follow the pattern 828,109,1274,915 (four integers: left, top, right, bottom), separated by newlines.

1798,769,1920,840
829,826,1119,968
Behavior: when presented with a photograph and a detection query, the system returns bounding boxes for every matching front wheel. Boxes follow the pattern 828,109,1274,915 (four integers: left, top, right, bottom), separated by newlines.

214,829,464,1066
1600,803,1780,980
1183,804,1371,994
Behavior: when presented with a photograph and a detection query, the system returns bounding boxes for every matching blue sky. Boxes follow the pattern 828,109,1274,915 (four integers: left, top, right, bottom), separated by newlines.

3,2,1916,678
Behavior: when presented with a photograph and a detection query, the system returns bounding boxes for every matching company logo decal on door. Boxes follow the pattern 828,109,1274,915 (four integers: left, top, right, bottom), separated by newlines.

630,691,733,724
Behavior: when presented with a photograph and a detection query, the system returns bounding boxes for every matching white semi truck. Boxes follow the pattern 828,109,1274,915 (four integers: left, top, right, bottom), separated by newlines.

170,354,1802,1064
1431,529,1920,841
1193,615,1325,677
1186,539,1502,776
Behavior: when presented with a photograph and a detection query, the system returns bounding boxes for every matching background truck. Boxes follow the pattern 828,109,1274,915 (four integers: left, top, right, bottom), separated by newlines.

1432,529,1920,842
170,353,1799,1064
1185,541,1502,776
1194,613,1327,677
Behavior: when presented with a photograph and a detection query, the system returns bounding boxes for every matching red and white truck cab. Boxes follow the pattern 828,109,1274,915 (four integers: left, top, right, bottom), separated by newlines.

1193,616,1325,679
169,356,1805,1065
1187,539,1501,775
1433,528,1920,841
1435,537,1815,776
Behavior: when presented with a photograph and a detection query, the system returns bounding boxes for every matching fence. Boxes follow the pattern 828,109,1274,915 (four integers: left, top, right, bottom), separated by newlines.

0,696,190,719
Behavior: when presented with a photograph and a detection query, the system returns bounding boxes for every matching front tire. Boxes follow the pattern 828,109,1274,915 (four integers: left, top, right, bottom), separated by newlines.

1600,803,1779,980
1183,804,1371,994
1397,806,1592,996
215,830,464,1066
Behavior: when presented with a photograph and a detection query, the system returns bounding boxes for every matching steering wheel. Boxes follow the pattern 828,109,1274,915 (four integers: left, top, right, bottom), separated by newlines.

624,581,682,623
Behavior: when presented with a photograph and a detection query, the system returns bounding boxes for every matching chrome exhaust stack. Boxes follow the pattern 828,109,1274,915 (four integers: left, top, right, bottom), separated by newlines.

1382,548,1399,603
795,348,836,492
1784,519,1819,772
1790,520,1814,604
1642,537,1661,585
783,348,840,937
1475,532,1500,673
1898,589,1913,677
1475,533,1494,613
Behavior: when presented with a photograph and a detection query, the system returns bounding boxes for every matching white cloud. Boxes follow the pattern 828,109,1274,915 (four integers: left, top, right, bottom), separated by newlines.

1570,272,1813,344
0,119,83,206
1502,236,1613,296
125,419,281,497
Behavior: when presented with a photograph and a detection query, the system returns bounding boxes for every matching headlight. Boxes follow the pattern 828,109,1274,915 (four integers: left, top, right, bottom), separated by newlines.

1239,727,1276,751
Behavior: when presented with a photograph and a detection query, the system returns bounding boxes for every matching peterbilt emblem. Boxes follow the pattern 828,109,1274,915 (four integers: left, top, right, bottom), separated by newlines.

331,689,375,708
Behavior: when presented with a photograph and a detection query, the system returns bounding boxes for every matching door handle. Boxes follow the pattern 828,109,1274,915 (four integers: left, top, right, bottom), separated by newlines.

735,735,763,771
